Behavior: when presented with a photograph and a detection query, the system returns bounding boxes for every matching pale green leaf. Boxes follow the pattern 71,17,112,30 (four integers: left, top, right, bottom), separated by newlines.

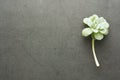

100,29,109,35
89,14,98,22
82,28,92,37
94,33,104,40
98,22,109,29
83,18,92,27
97,17,106,23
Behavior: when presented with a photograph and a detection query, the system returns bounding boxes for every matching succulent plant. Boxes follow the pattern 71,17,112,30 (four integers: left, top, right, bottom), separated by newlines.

82,14,109,67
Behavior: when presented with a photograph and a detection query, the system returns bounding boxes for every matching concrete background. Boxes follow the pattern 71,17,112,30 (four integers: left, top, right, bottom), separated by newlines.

0,0,120,80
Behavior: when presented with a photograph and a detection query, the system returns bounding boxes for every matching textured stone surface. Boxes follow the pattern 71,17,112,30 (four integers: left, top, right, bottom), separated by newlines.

0,0,120,80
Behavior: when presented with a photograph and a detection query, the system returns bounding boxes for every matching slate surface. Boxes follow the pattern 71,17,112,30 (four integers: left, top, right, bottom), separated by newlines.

0,0,120,80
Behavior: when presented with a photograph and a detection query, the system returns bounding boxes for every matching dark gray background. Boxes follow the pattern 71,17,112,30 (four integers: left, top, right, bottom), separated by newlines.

0,0,120,80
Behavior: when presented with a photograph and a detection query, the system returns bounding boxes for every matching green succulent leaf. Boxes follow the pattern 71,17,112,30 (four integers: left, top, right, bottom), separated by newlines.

94,33,104,40
83,18,92,27
100,29,109,35
89,14,98,22
82,28,92,37
97,22,109,29
97,17,105,24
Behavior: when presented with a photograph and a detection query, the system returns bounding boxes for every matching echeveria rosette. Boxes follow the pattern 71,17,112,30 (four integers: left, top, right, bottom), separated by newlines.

82,14,109,67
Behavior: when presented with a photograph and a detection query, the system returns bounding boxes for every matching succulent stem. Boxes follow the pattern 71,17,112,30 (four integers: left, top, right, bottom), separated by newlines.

92,39,100,67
